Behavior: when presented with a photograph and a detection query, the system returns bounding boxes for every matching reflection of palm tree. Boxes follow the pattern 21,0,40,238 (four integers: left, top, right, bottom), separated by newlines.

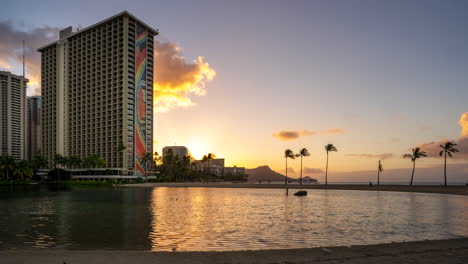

324,144,338,185
297,148,310,185
439,141,459,186
377,160,383,185
284,149,295,185
403,147,427,186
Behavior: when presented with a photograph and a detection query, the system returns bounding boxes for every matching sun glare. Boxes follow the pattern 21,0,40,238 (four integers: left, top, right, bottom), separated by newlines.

188,141,208,160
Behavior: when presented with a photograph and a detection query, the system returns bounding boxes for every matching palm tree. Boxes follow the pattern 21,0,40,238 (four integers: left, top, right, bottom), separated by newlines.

377,160,383,185
324,144,338,185
140,152,154,182
0,156,16,181
31,155,48,182
53,153,65,183
439,141,459,186
284,149,295,185
203,153,216,181
297,148,310,185
117,143,127,176
403,147,427,186
12,160,33,180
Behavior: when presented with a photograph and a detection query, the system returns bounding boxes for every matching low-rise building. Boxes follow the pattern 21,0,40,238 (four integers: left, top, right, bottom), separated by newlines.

162,146,188,161
224,166,246,175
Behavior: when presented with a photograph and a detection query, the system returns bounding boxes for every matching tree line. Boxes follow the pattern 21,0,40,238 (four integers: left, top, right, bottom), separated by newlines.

283,141,459,186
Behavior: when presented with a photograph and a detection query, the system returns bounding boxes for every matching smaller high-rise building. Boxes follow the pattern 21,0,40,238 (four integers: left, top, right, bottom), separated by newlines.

162,146,189,161
26,96,41,160
0,71,28,160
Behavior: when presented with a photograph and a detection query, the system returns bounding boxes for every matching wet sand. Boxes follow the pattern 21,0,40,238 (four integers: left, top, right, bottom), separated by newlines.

2,238,468,264
122,182,468,196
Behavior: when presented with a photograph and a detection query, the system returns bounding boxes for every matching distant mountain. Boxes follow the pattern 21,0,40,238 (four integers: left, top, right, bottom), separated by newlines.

246,165,292,182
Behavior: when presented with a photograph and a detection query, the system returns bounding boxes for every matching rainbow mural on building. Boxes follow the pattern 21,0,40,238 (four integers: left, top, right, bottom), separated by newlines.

135,25,147,176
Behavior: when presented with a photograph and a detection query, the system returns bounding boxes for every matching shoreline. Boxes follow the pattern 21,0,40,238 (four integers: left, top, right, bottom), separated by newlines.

121,182,468,196
2,238,468,263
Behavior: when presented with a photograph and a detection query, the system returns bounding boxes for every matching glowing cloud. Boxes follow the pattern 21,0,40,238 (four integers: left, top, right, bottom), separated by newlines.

418,112,468,159
324,128,345,134
273,128,345,141
153,40,216,112
0,58,12,69
345,153,394,160
460,112,468,138
273,130,315,141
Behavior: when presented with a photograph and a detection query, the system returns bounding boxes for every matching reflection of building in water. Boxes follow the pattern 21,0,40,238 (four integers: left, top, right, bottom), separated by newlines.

59,187,152,249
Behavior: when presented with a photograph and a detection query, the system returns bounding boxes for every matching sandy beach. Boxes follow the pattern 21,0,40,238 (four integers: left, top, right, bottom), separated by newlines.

121,182,468,196
2,238,468,264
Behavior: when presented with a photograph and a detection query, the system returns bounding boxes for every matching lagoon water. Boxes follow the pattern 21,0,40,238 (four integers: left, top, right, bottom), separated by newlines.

1,186,468,251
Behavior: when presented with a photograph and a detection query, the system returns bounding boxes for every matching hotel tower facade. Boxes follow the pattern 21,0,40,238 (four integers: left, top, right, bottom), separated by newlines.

38,11,157,176
0,71,28,160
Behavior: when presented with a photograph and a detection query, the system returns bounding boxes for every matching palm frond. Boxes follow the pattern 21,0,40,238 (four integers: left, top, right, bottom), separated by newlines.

403,154,413,159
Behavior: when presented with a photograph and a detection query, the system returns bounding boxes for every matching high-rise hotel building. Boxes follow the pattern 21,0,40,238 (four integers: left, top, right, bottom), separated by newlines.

0,71,28,160
26,96,41,160
38,11,157,176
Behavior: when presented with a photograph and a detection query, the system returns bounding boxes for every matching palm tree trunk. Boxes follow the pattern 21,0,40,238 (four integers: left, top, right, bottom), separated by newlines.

410,160,415,186
444,151,447,187
377,169,380,186
325,151,329,185
284,157,288,185
300,155,303,185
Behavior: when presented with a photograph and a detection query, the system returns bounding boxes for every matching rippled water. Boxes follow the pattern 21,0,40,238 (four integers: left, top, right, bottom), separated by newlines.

1,186,468,251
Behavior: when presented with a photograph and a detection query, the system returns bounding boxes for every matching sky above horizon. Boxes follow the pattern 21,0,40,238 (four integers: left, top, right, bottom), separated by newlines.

1,0,467,182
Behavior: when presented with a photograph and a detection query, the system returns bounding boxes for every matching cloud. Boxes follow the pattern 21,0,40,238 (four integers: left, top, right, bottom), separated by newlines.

0,20,59,95
389,137,400,143
303,167,324,174
324,128,345,134
460,112,468,138
153,40,216,112
281,167,296,174
464,168,468,174
417,112,468,159
273,130,315,140
0,58,12,69
0,21,216,111
345,153,394,160
273,128,345,141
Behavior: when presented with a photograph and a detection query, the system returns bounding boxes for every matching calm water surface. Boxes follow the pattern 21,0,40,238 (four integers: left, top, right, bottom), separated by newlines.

1,186,468,251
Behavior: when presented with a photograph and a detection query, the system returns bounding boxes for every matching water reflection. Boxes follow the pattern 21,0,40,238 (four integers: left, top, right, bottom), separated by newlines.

148,188,468,251
1,186,468,251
